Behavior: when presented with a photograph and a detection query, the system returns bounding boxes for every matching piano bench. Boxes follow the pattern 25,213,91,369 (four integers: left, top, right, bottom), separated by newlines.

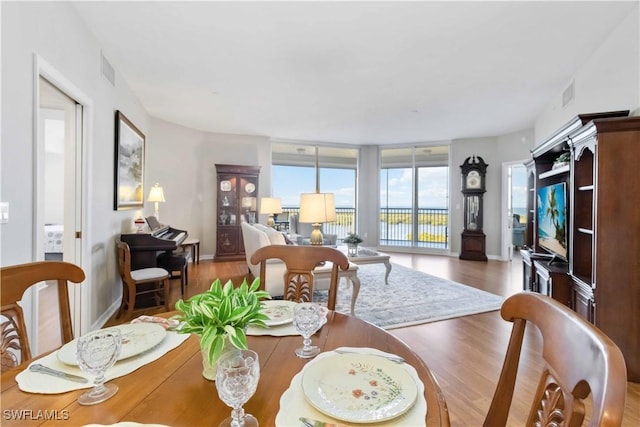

180,237,200,264
157,252,188,295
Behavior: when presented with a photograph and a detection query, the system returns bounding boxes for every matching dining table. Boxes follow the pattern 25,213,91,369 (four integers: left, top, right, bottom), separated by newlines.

0,310,450,426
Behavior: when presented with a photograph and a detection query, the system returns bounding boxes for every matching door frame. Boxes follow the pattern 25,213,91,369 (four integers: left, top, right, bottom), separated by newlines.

500,159,528,261
32,54,94,346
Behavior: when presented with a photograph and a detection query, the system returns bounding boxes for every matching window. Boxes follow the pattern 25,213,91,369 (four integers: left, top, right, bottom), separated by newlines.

379,145,449,249
272,143,358,237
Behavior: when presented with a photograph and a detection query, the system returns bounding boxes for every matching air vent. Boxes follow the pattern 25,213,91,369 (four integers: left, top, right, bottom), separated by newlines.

562,81,574,107
101,51,115,86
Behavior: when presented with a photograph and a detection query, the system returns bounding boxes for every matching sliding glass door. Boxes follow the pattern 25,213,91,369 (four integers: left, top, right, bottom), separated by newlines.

379,145,450,249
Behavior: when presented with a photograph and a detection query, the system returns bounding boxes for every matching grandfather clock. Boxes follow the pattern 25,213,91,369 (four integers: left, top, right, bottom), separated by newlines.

460,156,488,261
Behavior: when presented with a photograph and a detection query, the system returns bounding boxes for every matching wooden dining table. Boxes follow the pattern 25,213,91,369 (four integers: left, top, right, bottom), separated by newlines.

1,311,450,426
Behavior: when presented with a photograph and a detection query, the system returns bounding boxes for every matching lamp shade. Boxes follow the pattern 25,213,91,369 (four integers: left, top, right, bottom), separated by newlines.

147,183,165,202
260,197,282,214
299,193,336,223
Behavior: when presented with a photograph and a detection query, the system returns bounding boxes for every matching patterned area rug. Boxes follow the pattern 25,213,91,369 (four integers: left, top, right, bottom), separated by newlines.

314,262,505,329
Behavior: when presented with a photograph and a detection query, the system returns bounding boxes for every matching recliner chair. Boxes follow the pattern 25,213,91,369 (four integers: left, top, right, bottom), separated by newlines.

512,214,525,249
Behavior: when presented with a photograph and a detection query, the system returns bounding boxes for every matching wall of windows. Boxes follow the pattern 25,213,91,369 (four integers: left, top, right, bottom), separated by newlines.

271,143,358,238
379,145,450,249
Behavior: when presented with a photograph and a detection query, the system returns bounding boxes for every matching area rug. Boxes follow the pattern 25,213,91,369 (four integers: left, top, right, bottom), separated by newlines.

313,263,504,329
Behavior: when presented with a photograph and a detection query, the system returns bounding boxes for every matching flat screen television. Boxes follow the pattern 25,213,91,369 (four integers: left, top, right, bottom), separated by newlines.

537,182,568,261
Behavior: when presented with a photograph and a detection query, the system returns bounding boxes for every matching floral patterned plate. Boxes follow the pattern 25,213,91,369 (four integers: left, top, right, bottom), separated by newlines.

301,353,418,423
261,300,296,326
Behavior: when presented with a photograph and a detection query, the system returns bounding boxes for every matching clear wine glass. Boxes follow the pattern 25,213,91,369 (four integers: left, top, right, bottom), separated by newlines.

215,349,260,427
75,328,122,405
292,302,326,358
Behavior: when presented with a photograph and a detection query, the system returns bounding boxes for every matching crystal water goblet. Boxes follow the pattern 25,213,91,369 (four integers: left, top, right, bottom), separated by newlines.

293,302,326,358
215,349,260,427
75,328,122,405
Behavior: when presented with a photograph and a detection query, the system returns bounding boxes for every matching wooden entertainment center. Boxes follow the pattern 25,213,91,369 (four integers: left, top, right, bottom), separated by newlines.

521,111,640,382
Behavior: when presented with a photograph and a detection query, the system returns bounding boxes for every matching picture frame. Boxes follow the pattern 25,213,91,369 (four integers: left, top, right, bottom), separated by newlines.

114,110,145,210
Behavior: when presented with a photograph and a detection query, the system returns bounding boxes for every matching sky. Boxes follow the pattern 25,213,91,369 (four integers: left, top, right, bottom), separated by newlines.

273,164,528,210
273,166,356,208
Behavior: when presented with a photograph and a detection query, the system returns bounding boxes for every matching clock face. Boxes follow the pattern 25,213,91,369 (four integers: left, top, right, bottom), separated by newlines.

466,170,482,189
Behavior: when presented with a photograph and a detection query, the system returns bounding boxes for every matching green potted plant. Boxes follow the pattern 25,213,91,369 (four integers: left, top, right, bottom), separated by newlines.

343,232,363,256
174,277,270,379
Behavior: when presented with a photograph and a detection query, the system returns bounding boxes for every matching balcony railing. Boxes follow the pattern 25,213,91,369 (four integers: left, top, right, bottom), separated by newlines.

280,207,448,248
379,207,448,248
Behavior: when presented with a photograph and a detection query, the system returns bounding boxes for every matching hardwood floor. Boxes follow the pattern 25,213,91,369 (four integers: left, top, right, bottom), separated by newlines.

41,253,639,426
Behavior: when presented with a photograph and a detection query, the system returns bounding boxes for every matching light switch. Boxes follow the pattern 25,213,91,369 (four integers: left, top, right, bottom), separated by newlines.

0,202,8,223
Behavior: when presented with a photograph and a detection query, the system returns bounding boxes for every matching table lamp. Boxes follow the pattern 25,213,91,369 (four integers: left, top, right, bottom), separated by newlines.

147,183,165,221
299,192,336,245
260,197,282,227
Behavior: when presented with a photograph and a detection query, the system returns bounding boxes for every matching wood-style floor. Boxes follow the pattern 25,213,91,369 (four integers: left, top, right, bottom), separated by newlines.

40,252,639,426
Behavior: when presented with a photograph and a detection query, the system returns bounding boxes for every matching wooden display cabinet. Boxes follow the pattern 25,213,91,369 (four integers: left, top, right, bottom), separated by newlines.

521,250,535,291
523,110,640,382
523,159,535,249
568,114,640,381
214,164,260,261
533,260,570,307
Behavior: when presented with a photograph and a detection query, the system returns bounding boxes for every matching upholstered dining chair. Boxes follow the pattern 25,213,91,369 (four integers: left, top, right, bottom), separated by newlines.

1,261,85,371
116,241,171,321
484,292,627,427
249,245,349,310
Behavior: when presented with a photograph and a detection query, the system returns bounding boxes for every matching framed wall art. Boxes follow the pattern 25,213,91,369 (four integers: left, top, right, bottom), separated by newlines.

114,110,145,210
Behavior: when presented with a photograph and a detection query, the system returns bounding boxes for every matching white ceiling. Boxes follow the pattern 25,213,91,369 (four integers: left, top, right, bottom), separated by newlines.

72,1,635,145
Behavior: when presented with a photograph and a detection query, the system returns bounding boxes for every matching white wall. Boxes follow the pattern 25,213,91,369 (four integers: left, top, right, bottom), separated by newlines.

535,4,640,142
147,118,272,257
1,2,150,330
44,152,64,224
447,129,533,258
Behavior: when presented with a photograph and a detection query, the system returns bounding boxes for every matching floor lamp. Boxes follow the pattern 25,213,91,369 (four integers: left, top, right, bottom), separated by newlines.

299,146,336,245
260,197,282,227
147,183,165,221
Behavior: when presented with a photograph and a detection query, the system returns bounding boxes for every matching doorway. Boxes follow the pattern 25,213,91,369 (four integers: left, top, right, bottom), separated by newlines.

33,74,84,355
501,161,528,261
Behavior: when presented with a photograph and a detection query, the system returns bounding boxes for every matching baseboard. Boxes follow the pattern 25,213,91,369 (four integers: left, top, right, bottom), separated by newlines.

95,299,121,330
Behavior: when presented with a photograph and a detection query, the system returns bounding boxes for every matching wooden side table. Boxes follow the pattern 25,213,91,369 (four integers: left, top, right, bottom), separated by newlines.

180,237,200,264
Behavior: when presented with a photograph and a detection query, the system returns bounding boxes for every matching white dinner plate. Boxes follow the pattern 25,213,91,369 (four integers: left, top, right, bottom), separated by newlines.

261,300,296,326
57,323,167,365
301,353,418,423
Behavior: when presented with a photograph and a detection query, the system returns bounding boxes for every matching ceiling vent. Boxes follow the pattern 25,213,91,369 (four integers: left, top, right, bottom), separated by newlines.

101,51,115,86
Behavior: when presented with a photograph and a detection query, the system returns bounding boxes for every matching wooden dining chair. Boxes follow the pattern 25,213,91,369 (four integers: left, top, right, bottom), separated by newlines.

249,245,349,310
1,261,85,371
484,292,627,427
116,241,171,321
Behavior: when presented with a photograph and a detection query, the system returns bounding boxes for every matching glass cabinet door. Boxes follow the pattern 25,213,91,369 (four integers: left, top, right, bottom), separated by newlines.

219,175,237,225
239,176,258,224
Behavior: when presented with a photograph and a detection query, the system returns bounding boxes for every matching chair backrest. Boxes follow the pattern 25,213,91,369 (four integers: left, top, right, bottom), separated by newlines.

1,261,85,370
249,245,349,310
484,292,627,427
512,213,521,226
116,241,134,283
288,213,299,234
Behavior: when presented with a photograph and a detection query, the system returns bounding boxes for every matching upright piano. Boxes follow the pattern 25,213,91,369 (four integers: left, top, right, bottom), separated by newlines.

120,217,188,270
